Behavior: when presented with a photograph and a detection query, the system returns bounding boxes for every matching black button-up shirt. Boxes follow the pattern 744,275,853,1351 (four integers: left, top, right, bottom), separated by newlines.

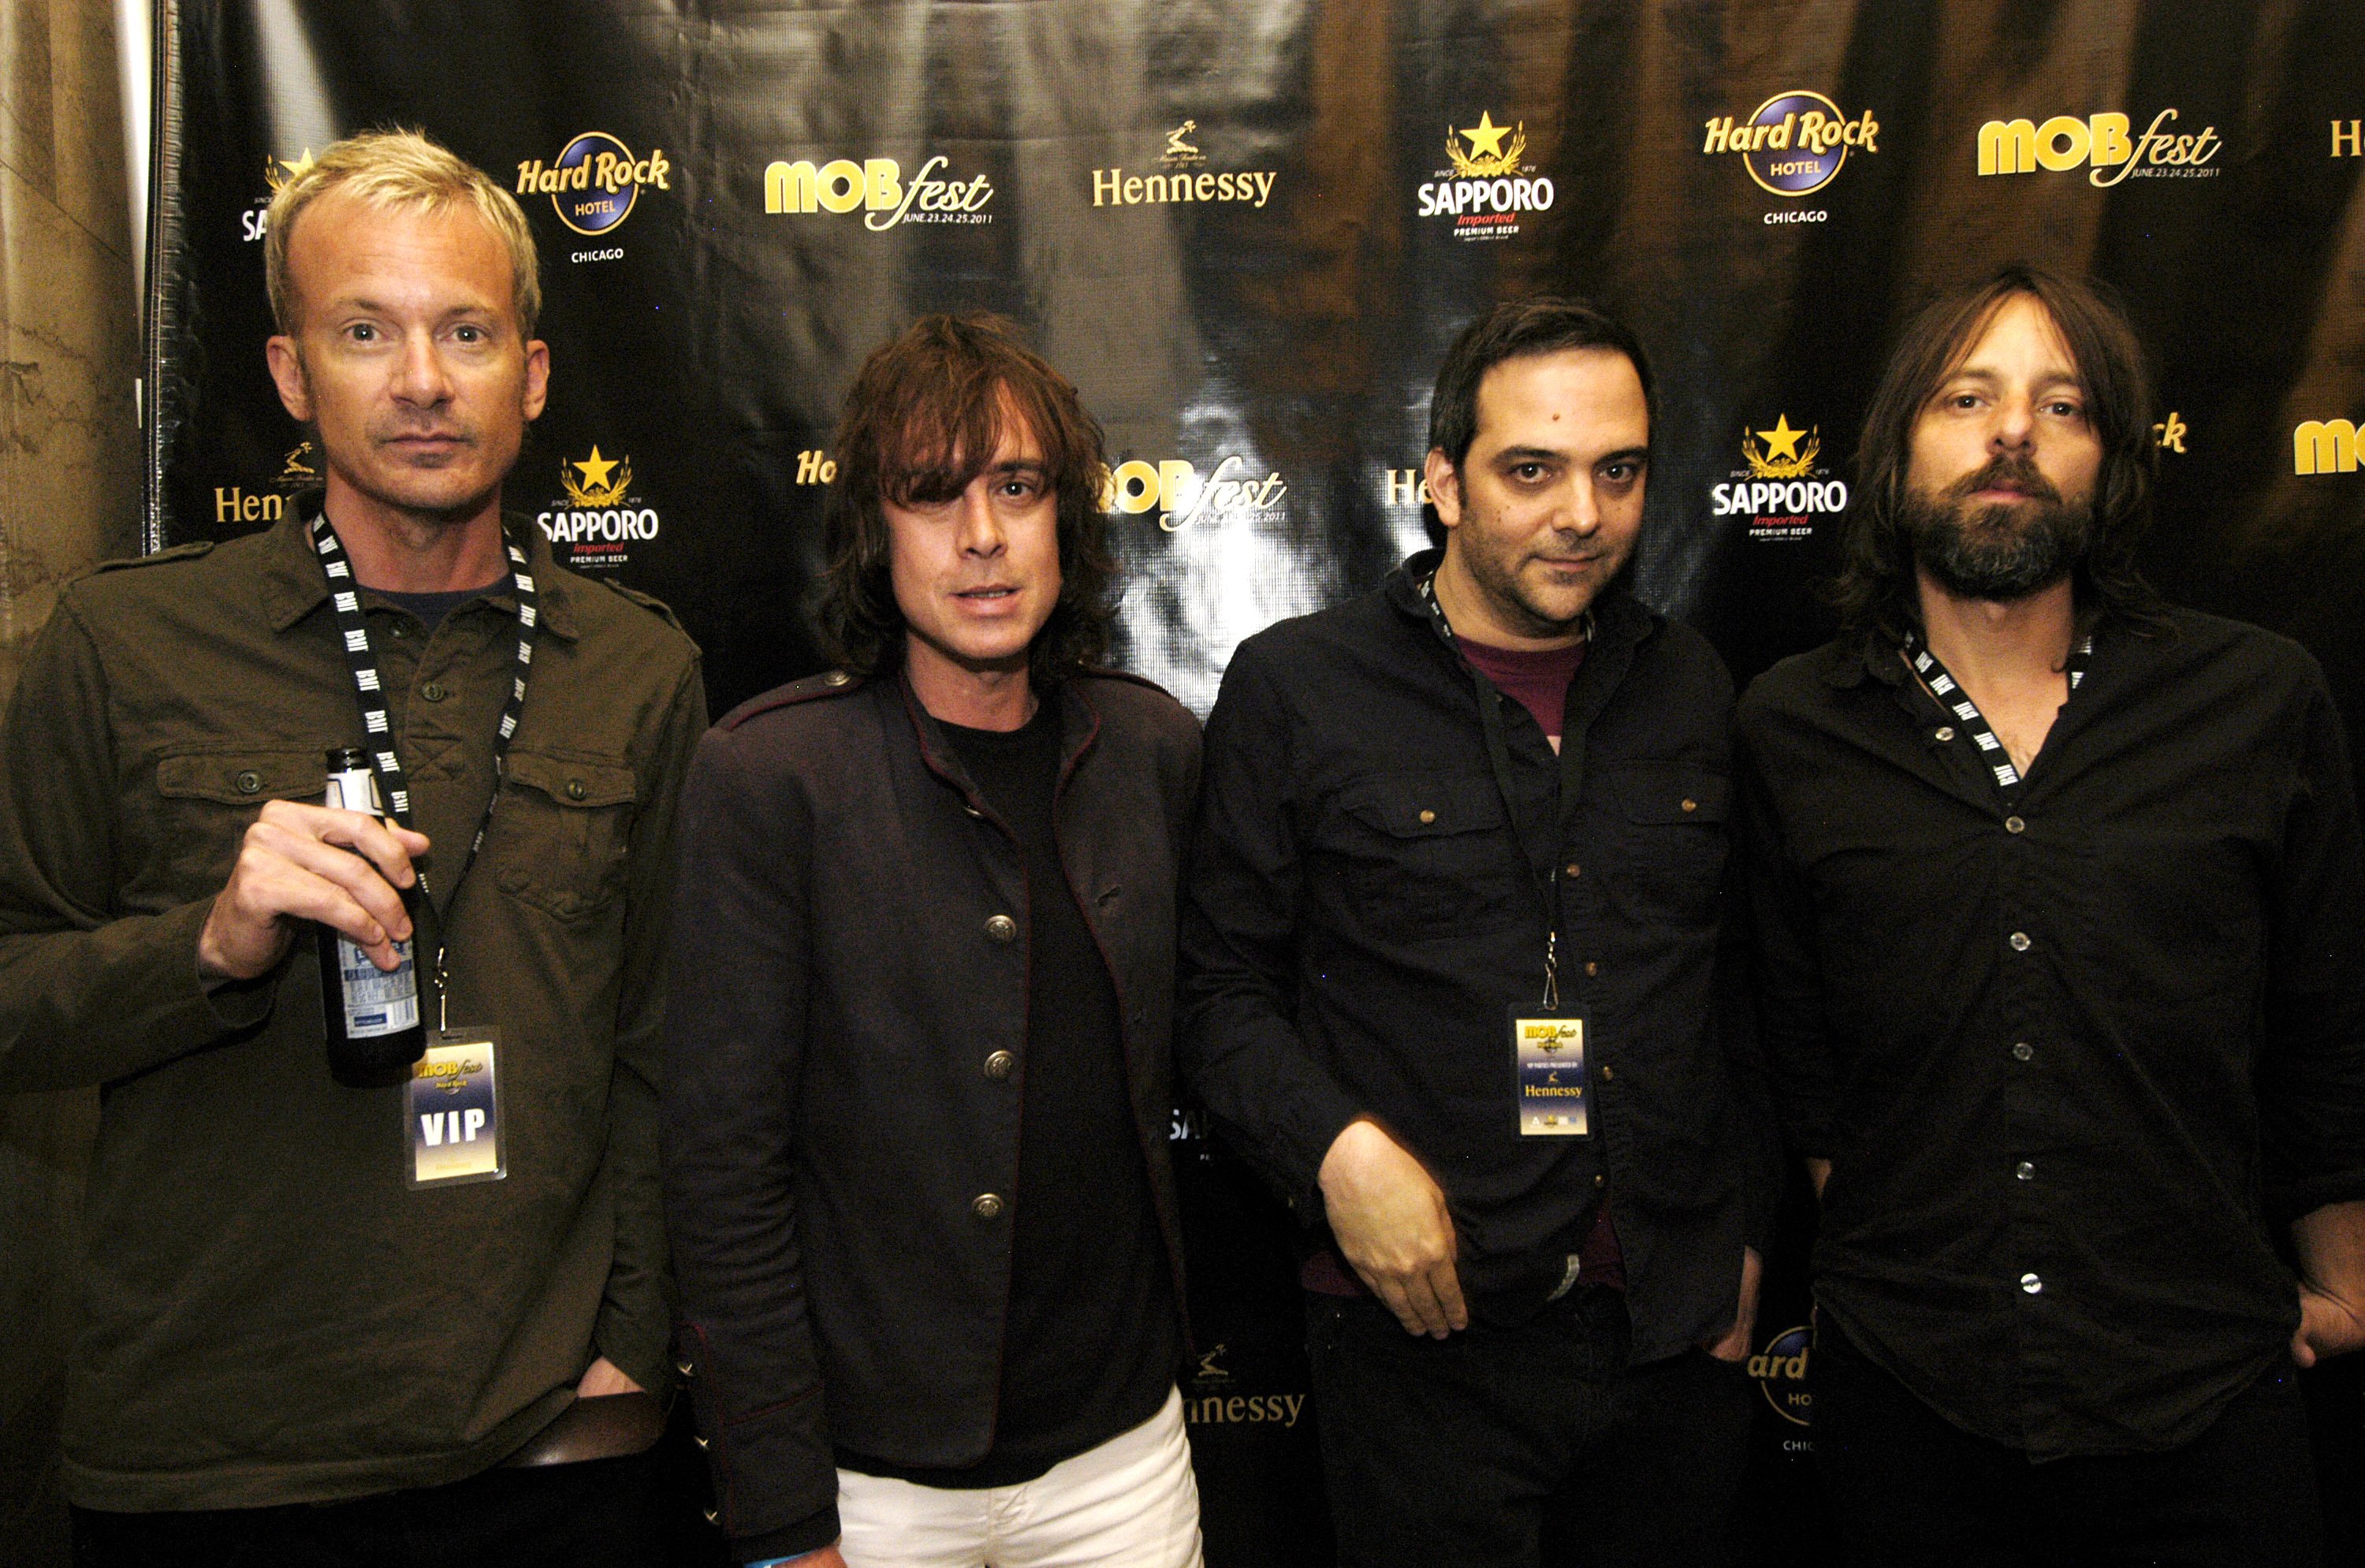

1736,607,2365,1458
1178,553,1773,1360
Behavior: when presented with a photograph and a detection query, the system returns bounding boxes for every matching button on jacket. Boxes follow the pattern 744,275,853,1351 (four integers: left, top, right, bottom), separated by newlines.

0,502,706,1509
661,665,1200,1559
1735,609,2365,1458
1177,550,1774,1358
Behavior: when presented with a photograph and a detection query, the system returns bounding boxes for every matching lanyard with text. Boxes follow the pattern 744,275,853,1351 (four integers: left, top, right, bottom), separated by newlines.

1416,571,1592,1011
311,512,538,1030
1901,628,2091,795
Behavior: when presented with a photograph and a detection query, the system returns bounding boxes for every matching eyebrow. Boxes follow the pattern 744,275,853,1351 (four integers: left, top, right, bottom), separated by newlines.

1944,365,2083,393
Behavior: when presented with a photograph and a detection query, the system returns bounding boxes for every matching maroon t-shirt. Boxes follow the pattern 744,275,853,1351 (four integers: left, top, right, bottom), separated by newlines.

1302,631,1626,1301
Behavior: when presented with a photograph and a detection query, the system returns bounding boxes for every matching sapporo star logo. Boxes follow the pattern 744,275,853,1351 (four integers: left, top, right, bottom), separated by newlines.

263,149,316,195
1447,111,1527,177
560,445,632,508
1742,415,1821,480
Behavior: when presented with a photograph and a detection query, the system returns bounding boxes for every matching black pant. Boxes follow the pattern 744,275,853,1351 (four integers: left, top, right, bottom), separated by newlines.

70,1450,673,1568
1812,1320,2327,1568
1305,1287,1753,1567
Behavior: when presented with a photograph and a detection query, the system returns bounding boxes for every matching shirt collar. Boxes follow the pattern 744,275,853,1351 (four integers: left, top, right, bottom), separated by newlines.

1384,546,1648,652
259,490,582,641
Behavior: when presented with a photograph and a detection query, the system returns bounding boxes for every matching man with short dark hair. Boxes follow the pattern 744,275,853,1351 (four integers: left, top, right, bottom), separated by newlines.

663,315,1204,1568
0,130,706,1564
1737,264,2365,1565
1178,297,1771,1565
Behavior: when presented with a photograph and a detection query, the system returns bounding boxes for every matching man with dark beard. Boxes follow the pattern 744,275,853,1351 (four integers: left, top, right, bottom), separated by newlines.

1737,265,2365,1566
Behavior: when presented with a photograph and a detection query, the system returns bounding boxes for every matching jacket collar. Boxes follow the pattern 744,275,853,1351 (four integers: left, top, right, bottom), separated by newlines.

259,489,583,641
894,661,1102,814
1382,545,1654,655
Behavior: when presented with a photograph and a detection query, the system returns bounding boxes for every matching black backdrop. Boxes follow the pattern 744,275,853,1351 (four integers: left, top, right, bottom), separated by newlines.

148,3,2365,1562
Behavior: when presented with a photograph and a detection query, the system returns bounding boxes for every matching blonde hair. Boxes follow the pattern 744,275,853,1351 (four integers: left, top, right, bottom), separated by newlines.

264,128,542,337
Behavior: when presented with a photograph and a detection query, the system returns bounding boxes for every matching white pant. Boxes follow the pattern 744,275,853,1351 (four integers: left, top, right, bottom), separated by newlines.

836,1385,1203,1568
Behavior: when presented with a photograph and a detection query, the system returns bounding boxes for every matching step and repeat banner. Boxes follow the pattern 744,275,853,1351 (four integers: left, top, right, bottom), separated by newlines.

148,2,2365,1562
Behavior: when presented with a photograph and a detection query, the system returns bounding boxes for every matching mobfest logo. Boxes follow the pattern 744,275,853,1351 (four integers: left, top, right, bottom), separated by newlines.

516,133,671,257
1104,456,1287,532
538,445,661,569
2296,419,2365,475
1712,415,1849,542
764,155,994,229
1701,91,1879,222
1093,119,1279,210
1976,110,2220,184
1417,111,1555,241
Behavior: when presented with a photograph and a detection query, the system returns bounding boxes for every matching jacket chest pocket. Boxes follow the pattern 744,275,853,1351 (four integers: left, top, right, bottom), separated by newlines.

1327,773,1528,939
493,749,638,922
1597,766,1730,926
151,746,331,891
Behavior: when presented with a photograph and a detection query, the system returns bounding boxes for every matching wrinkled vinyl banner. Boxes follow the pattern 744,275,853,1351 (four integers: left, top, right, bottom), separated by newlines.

151,2,2365,1562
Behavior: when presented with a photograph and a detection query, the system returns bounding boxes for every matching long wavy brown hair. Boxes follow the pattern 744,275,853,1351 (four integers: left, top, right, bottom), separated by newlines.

820,314,1114,684
1832,264,2165,645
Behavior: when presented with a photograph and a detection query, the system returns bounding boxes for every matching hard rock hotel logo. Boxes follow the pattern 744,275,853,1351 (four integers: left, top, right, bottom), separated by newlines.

539,445,661,568
1104,455,1287,532
1977,110,2220,184
1712,415,1849,541
1749,1324,1815,1430
516,132,671,250
1700,91,1879,224
1417,112,1555,241
765,155,995,230
1092,120,1280,210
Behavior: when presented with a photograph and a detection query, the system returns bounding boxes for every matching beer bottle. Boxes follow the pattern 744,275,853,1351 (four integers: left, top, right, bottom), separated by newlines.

317,747,426,1086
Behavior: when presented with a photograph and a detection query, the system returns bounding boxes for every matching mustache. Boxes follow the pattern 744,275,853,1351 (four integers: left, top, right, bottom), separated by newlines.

1945,455,2061,506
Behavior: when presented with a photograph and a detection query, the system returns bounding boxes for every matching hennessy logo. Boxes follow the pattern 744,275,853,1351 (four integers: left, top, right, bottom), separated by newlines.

1161,120,1205,166
1194,1343,1231,1384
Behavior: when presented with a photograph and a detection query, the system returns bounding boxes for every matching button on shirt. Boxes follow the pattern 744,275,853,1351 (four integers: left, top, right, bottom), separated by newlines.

1736,608,2365,1458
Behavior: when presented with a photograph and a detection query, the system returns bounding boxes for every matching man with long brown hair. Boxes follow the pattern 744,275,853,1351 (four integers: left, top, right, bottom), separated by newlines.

1737,264,2365,1564
663,315,1204,1568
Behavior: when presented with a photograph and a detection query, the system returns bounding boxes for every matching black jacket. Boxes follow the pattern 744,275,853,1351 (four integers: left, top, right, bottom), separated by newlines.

1177,551,1773,1359
661,665,1201,1558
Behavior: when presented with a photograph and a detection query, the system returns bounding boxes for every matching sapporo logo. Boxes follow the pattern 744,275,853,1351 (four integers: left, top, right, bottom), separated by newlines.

538,445,661,568
240,149,315,242
1417,111,1555,241
764,155,994,229
1104,455,1287,532
1976,110,2220,184
1700,91,1879,225
1749,1324,1814,1428
1093,119,1279,210
2296,419,2365,475
516,132,671,256
1712,415,1849,542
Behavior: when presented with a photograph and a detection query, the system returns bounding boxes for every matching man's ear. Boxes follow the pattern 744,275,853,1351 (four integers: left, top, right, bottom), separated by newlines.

521,337,549,423
1424,447,1462,529
265,334,313,423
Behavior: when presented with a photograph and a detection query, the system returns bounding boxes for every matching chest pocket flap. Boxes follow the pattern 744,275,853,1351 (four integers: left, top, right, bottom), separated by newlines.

156,747,329,804
497,748,639,921
502,749,637,809
1336,773,1510,839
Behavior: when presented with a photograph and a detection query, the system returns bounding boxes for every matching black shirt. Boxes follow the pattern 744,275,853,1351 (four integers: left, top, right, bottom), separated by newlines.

844,700,1174,1486
1178,551,1773,1358
1736,608,2365,1459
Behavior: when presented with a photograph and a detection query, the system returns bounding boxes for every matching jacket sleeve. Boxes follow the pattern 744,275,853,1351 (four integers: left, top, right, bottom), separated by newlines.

661,724,839,1559
2259,669,2365,1220
1715,767,1786,1257
592,654,707,1395
0,596,277,1093
1733,704,1840,1162
1175,642,1366,1216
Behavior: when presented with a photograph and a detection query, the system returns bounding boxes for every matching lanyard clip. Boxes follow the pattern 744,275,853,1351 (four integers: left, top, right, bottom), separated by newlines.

1542,929,1559,1012
433,948,450,1034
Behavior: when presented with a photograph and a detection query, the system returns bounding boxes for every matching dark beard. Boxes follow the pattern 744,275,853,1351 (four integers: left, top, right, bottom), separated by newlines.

1901,455,2093,602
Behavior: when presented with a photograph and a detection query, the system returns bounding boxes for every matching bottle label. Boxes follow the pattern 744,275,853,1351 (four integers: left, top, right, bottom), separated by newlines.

336,934,420,1038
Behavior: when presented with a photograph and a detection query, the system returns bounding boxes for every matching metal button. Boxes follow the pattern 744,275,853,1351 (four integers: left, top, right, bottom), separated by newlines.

2020,1272,2043,1294
1934,726,1955,742
2015,1160,2035,1181
389,622,409,639
2009,931,2032,952
983,1049,1015,1081
824,670,850,686
1418,808,1437,825
972,1192,1004,1220
1599,1064,1615,1082
1585,961,1599,977
2005,815,2026,834
1681,798,1697,813
985,914,1017,943
234,769,263,795
421,681,448,702
566,778,587,800
1592,1173,1606,1187
1565,862,1581,877
2013,1041,2034,1062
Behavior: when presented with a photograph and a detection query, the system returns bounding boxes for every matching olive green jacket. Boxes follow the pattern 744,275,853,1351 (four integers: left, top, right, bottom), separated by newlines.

0,501,705,1510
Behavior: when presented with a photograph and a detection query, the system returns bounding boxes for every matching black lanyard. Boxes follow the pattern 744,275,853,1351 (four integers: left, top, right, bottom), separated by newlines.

1901,628,2091,795
1417,571,1590,1007
311,512,538,1024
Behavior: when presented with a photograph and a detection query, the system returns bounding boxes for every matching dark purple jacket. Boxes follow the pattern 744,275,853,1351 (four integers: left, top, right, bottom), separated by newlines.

661,665,1200,1559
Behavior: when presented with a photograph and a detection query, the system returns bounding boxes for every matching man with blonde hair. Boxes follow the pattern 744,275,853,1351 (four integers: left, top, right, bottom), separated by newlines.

0,128,706,1563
